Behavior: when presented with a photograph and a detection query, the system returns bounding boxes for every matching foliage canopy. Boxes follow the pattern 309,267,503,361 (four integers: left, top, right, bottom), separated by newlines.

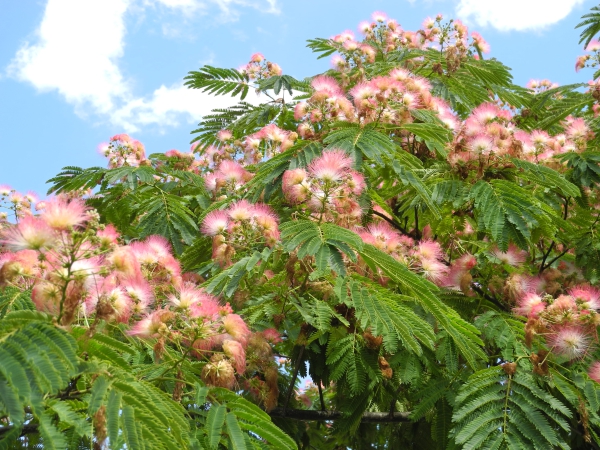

4,7,600,450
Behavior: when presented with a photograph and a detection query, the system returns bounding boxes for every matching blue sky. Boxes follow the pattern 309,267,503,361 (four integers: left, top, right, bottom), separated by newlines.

0,0,598,197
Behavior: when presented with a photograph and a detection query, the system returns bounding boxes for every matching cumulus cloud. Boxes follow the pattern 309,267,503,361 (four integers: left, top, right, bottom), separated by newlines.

455,0,586,31
6,0,278,132
112,83,264,132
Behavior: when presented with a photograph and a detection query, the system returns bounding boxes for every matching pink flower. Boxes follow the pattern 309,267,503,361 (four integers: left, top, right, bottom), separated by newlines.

98,224,120,246
308,149,353,182
202,211,229,236
216,129,233,141
371,11,387,22
311,75,344,97
514,292,545,318
569,285,600,310
250,53,264,63
490,243,528,267
262,328,283,344
589,361,600,383
223,314,251,347
547,325,592,360
0,185,12,196
223,339,246,373
420,258,449,284
129,310,172,338
586,39,600,52
0,216,56,251
41,197,90,230
416,240,444,262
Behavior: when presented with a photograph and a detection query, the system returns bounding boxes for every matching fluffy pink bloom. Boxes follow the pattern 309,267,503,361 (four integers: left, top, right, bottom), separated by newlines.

308,150,353,182
471,32,490,53
420,258,449,283
41,197,90,230
589,361,600,383
311,75,344,97
514,292,545,318
223,339,246,373
98,224,119,246
0,185,12,196
282,168,309,203
223,314,251,347
490,243,528,267
250,53,264,62
189,295,221,319
169,286,208,309
586,39,600,52
123,279,154,314
371,11,387,22
262,328,283,344
0,216,56,251
569,285,600,310
227,200,255,221
547,326,592,360
128,310,172,338
416,240,444,261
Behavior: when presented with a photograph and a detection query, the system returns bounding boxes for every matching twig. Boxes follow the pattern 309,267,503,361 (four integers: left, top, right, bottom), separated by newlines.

269,408,411,423
283,346,305,415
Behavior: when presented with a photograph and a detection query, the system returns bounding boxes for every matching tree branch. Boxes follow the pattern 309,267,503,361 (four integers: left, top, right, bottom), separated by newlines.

269,407,411,423
372,210,409,235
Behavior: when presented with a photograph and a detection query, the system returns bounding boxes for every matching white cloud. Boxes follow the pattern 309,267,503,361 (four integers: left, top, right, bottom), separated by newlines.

6,0,279,132
111,83,264,132
456,0,586,31
8,0,131,115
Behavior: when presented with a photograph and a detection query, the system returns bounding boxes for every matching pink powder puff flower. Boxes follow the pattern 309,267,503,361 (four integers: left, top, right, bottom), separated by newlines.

469,135,495,155
372,11,387,22
223,314,251,347
547,294,577,314
228,200,255,221
128,309,172,338
0,185,12,196
311,75,344,97
358,21,371,34
586,39,600,52
217,160,251,184
308,150,353,182
262,328,283,344
490,243,528,267
268,63,282,76
31,281,62,315
294,102,309,120
123,279,154,314
223,339,246,373
98,224,120,246
189,296,221,319
169,286,208,309
0,216,57,251
514,292,545,318
569,285,600,310
420,258,449,284
216,129,233,142
109,246,142,281
588,361,600,383
143,235,173,260
416,240,444,262
40,197,90,230
471,103,498,125
471,32,490,53
576,55,590,72
547,325,592,360
250,53,264,63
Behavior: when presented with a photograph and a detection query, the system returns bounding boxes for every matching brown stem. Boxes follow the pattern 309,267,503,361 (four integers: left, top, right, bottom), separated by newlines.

269,408,411,423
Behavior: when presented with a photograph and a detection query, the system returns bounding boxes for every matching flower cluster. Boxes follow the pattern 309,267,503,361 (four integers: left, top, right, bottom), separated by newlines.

575,39,600,72
0,186,40,223
282,150,365,227
526,79,559,94
239,53,282,80
99,134,148,168
516,286,600,367
202,200,280,266
329,12,489,76
450,103,594,169
355,221,477,291
0,196,268,390
294,71,457,133
205,160,253,198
